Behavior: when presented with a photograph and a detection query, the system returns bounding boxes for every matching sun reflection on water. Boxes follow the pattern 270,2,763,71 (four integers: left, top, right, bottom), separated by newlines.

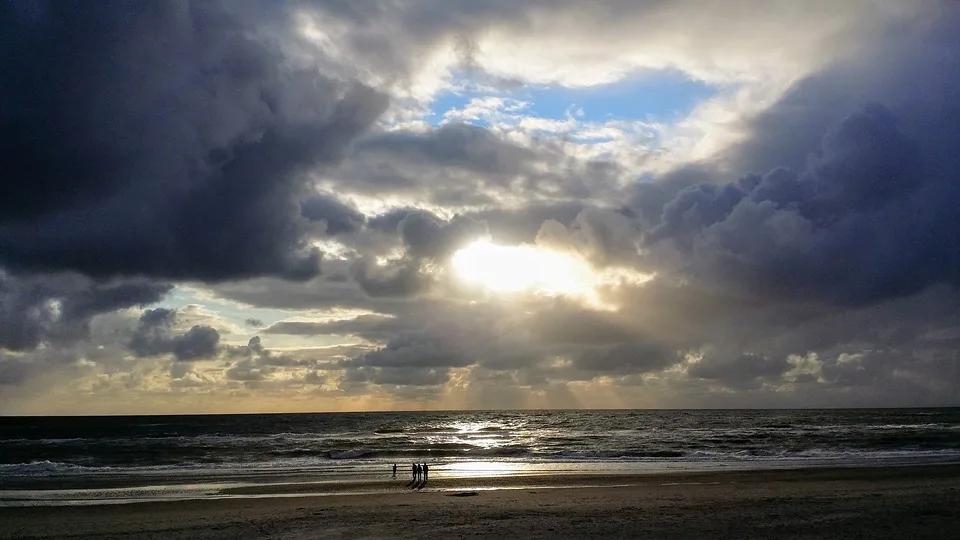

440,461,534,478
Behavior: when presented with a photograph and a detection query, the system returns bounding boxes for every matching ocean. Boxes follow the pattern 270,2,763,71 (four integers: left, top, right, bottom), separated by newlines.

2,409,959,506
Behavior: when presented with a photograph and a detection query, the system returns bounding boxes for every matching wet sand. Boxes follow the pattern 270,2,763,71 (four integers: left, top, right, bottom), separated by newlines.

2,465,959,539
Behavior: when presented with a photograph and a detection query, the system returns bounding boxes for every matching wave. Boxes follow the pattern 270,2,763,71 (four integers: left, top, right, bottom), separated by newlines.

7,446,960,476
328,449,371,460
0,461,87,475
326,444,532,460
5,410,959,476
682,448,960,461
5,447,960,481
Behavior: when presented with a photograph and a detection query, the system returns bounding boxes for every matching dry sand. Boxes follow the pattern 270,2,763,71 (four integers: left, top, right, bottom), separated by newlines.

2,466,960,539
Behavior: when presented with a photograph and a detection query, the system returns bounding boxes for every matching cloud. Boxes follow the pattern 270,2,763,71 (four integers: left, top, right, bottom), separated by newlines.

573,341,678,375
300,194,367,235
206,262,380,311
218,336,349,388
343,366,450,388
128,309,220,361
0,1,387,281
360,123,536,175
399,212,488,260
643,101,960,306
348,211,488,297
236,3,960,406
225,359,271,382
351,259,432,298
326,123,627,209
353,330,472,369
536,207,639,266
293,0,920,92
0,271,170,352
265,314,406,342
687,350,790,389
4,1,960,412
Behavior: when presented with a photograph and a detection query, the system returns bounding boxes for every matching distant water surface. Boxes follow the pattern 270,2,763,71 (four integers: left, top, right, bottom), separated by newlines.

2,409,959,505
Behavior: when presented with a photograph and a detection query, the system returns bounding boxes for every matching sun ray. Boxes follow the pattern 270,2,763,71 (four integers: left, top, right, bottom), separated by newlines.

450,239,653,309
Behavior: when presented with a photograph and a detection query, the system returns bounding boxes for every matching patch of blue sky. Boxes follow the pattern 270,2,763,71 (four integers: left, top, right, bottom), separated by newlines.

162,286,291,331
526,70,717,123
160,287,365,348
427,68,718,126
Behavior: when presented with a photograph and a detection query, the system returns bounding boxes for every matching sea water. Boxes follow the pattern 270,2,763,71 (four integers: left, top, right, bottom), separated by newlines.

2,409,959,505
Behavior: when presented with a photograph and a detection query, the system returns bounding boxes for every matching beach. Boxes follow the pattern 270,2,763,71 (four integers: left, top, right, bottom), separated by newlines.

2,465,959,539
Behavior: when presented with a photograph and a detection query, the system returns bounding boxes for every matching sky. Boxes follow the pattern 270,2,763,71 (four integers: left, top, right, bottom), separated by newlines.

2,0,960,414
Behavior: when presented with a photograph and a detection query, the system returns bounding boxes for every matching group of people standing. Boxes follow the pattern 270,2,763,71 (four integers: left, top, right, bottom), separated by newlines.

412,462,428,481
392,462,429,483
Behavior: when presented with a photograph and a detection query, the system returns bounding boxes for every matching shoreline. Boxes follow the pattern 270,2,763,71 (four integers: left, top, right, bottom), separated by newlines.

3,463,960,502
2,464,959,539
215,462,960,495
5,453,960,493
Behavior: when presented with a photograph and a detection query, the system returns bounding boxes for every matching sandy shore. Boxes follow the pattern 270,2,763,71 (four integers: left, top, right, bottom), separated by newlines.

2,465,959,539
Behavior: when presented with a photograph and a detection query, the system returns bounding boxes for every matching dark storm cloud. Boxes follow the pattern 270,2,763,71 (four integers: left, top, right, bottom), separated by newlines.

0,1,387,281
349,330,473,369
523,304,638,345
644,101,960,306
264,314,406,342
0,272,170,352
626,167,710,228
350,259,431,298
169,326,221,361
207,260,382,311
355,123,537,176
399,212,488,259
332,306,518,390
573,341,678,375
645,181,751,246
300,194,367,235
627,10,960,313
367,208,437,234
128,308,220,361
687,351,790,388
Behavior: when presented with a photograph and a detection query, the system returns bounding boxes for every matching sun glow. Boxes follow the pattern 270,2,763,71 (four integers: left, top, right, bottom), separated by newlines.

450,240,656,309
451,240,595,296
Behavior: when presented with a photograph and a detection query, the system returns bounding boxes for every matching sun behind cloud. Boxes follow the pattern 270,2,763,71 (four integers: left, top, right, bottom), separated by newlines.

450,239,646,311
452,240,594,295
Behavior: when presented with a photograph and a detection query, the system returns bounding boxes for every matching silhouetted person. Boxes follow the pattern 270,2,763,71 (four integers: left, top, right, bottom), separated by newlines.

422,463,428,481
411,463,417,481
392,463,397,477
415,463,422,482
